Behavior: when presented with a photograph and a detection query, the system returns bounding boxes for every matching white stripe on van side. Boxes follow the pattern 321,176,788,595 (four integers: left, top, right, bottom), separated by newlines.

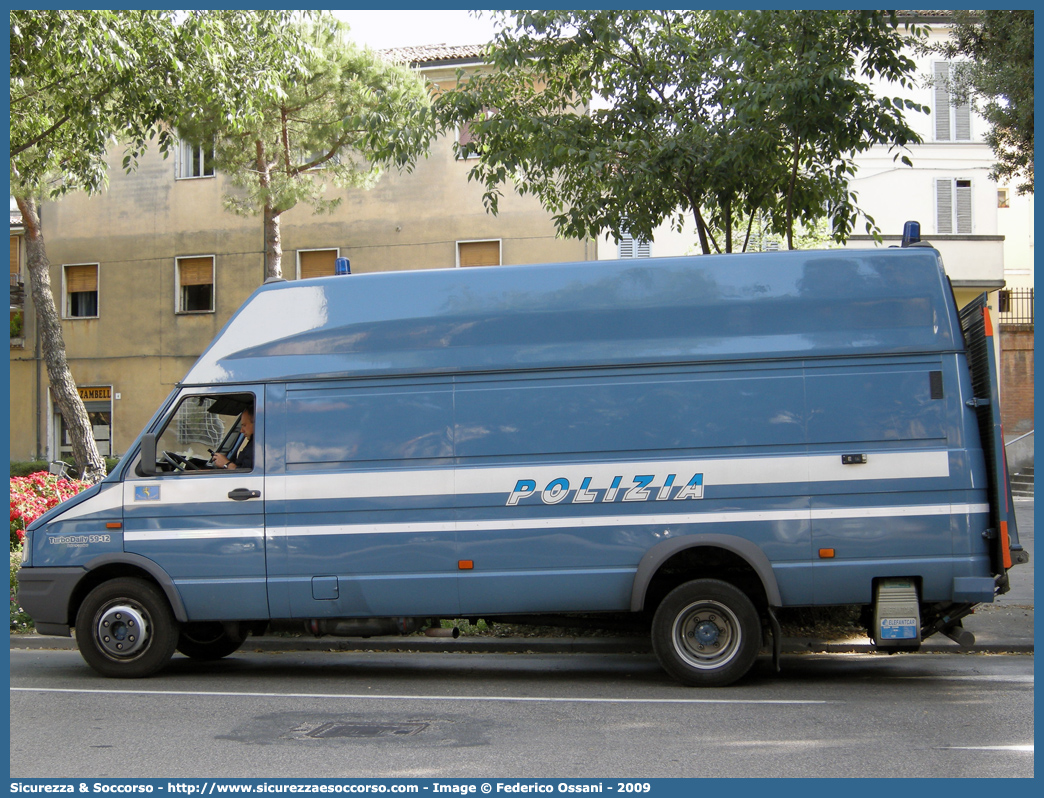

124,528,263,542
49,453,951,525
279,502,989,539
118,502,990,542
283,451,951,502
812,503,990,520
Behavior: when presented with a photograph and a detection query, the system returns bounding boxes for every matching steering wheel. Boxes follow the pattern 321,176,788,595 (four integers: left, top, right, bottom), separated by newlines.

162,451,198,471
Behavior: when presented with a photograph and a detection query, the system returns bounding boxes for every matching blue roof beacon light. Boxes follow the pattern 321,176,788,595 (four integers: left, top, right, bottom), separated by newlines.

335,257,351,275
901,221,921,247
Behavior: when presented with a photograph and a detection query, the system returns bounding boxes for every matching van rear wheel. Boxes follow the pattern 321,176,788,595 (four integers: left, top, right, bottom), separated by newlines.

74,577,178,678
652,579,761,687
177,622,246,660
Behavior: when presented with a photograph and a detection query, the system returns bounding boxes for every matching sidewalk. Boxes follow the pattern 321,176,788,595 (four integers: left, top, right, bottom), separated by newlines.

11,500,1033,656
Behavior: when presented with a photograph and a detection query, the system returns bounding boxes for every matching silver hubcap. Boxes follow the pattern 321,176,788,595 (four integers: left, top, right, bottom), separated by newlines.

672,599,742,670
96,603,149,658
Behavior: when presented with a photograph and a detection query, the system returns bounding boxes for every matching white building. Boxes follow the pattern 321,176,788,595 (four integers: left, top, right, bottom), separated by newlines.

845,13,1033,308
600,14,1033,310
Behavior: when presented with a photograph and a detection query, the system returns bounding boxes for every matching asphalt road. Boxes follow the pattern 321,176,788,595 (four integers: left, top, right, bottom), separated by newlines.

10,646,1033,779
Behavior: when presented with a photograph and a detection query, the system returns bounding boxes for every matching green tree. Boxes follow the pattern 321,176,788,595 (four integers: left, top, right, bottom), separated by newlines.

434,10,926,254
932,10,1033,194
9,10,305,482
177,16,434,279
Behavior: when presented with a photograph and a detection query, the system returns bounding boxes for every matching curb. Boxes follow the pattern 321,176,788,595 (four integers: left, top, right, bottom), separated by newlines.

10,633,1033,656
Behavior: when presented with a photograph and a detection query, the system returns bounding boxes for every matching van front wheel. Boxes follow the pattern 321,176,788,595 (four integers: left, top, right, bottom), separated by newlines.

652,579,761,687
74,578,178,678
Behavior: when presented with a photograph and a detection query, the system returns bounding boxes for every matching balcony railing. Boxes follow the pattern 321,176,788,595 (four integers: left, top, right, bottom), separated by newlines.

998,288,1034,328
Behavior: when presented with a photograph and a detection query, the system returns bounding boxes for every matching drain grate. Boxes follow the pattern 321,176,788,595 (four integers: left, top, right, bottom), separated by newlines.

304,722,429,739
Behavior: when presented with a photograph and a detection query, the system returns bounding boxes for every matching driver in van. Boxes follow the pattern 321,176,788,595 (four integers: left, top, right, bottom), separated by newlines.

212,407,254,470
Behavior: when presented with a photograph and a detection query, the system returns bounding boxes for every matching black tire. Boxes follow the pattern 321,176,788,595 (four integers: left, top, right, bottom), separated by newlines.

176,622,246,660
74,577,179,678
651,578,761,687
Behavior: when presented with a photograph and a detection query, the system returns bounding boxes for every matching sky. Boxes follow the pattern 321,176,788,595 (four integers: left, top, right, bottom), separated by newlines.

333,9,499,50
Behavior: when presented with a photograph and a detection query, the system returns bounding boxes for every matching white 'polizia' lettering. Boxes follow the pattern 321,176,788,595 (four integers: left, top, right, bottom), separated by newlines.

506,473,703,506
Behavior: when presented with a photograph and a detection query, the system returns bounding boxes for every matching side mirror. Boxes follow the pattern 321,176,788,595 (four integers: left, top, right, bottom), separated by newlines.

138,434,158,477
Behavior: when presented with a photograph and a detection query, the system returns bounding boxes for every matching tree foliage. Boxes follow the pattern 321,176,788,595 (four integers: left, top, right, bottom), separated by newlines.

933,10,1033,194
434,10,926,253
11,10,177,196
10,10,307,198
177,15,434,278
9,10,305,481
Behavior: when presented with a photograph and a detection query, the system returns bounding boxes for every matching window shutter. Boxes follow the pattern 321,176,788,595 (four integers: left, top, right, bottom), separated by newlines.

618,234,635,259
955,180,973,234
954,99,972,141
11,236,20,276
619,231,650,259
299,250,337,279
933,62,952,141
66,264,97,293
458,241,500,267
178,257,213,286
936,179,953,234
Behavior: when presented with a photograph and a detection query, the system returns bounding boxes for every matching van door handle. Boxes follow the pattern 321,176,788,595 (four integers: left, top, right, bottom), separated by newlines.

228,488,261,501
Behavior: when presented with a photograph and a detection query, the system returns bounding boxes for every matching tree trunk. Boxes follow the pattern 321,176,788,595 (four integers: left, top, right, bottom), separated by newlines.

255,145,283,280
691,208,711,255
14,195,106,484
784,135,801,250
264,203,283,280
723,196,733,254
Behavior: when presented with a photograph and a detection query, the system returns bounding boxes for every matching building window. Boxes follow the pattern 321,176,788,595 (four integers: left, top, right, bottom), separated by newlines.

10,234,21,284
933,62,972,142
64,263,99,318
54,385,113,459
10,235,24,338
618,231,651,259
998,188,1010,209
458,108,494,158
297,249,339,279
457,240,501,268
176,137,215,179
176,256,215,313
936,178,973,234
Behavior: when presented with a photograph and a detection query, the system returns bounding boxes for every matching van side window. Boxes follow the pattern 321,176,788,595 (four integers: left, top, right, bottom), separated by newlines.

151,393,255,474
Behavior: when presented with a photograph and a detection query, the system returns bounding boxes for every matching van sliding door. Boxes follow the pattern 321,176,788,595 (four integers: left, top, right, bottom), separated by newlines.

273,380,460,619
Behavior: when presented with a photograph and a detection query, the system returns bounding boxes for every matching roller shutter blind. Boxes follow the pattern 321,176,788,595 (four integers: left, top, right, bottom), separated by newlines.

458,241,500,267
178,257,213,286
300,249,337,279
65,264,97,292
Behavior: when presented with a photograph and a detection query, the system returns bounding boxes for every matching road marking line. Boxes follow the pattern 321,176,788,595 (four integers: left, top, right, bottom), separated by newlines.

10,686,830,705
938,745,1034,752
895,675,1034,684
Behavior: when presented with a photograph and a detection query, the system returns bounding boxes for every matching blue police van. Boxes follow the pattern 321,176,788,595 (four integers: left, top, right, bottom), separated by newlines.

18,232,1027,686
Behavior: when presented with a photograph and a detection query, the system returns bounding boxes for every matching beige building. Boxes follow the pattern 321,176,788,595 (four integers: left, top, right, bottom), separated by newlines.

9,45,591,463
